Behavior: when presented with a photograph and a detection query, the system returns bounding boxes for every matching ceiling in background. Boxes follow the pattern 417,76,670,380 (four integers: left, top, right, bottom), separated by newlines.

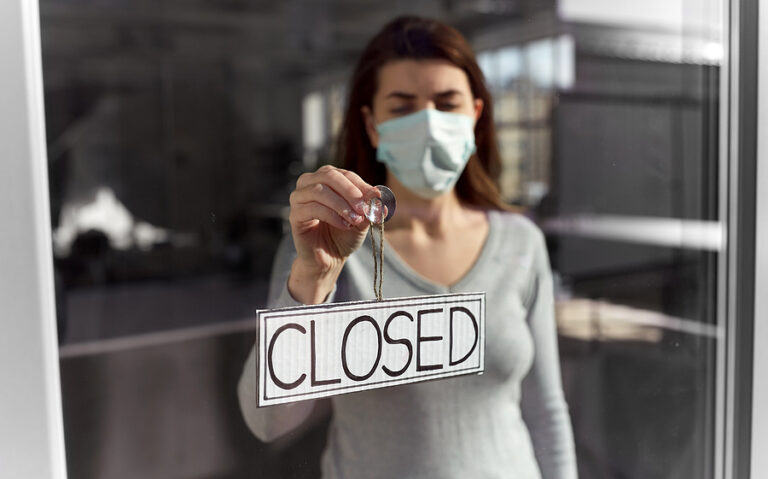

39,0,554,88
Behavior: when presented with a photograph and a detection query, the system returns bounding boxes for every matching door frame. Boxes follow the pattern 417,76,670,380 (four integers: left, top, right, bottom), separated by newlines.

751,0,768,476
0,1,764,478
0,0,67,477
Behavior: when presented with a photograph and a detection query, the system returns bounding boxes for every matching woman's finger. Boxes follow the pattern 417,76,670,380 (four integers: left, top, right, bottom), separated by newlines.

339,169,378,199
297,166,369,215
290,183,365,226
290,201,355,232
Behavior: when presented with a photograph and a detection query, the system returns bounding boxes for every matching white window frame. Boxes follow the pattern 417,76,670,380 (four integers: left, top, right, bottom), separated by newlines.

0,0,67,477
751,0,768,475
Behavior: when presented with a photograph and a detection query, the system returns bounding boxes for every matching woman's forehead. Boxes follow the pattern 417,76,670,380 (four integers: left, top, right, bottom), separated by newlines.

376,59,471,96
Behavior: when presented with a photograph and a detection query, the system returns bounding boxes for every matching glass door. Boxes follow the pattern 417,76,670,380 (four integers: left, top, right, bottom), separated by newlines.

2,0,764,478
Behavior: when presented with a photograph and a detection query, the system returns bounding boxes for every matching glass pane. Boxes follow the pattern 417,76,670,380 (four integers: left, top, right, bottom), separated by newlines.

552,1,723,478
42,1,725,478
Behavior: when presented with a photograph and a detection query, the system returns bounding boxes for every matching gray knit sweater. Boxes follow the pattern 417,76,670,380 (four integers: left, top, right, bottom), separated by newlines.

239,210,577,479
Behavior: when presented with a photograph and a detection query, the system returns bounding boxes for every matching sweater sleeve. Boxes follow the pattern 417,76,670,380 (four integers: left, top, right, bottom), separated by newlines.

520,228,578,479
237,235,336,441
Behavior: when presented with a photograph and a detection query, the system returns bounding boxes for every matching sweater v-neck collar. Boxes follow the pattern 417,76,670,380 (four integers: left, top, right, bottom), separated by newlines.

377,209,501,295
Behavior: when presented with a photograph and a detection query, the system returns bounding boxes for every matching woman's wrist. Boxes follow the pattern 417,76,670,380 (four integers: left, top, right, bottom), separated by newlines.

287,257,344,304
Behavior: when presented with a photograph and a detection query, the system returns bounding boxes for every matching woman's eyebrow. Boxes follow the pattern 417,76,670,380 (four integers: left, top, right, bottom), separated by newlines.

434,89,462,98
384,91,416,100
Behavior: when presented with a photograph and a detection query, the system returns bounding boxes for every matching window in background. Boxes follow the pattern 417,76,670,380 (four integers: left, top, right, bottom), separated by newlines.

478,35,575,205
302,91,326,170
301,82,347,171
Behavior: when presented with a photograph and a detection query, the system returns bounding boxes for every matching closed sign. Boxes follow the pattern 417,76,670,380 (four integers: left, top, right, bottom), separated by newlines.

256,292,485,407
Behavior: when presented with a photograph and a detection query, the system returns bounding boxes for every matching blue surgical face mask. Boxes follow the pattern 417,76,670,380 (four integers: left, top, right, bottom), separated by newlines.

375,109,476,199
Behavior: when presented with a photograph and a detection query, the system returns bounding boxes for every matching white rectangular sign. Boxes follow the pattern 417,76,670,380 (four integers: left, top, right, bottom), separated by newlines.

256,292,485,407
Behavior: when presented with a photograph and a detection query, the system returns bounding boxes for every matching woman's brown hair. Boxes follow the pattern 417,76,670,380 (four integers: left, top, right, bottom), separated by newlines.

337,15,508,210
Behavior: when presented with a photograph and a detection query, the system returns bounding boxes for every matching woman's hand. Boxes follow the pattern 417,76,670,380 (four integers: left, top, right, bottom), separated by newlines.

287,165,378,304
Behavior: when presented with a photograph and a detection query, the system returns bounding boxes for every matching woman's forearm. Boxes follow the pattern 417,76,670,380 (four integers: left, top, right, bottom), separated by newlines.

237,343,317,441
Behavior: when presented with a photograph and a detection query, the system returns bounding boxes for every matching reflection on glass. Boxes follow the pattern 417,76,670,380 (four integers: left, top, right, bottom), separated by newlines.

41,0,724,478
498,46,523,86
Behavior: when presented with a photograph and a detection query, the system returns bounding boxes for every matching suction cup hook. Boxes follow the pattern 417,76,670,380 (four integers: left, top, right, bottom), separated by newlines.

364,185,396,224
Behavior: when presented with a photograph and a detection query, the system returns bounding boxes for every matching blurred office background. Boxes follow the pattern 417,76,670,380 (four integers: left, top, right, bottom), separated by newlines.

41,0,723,478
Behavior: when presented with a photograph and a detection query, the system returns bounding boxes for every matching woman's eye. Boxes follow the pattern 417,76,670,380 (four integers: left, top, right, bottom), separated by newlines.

438,103,459,111
390,106,413,114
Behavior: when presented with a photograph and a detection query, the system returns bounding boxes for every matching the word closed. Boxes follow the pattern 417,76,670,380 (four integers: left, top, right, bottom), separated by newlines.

256,293,485,406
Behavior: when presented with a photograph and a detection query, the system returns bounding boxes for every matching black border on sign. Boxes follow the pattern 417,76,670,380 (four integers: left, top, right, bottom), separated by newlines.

258,293,485,404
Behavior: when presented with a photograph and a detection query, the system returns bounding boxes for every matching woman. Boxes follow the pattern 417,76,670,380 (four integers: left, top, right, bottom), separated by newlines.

239,16,577,479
